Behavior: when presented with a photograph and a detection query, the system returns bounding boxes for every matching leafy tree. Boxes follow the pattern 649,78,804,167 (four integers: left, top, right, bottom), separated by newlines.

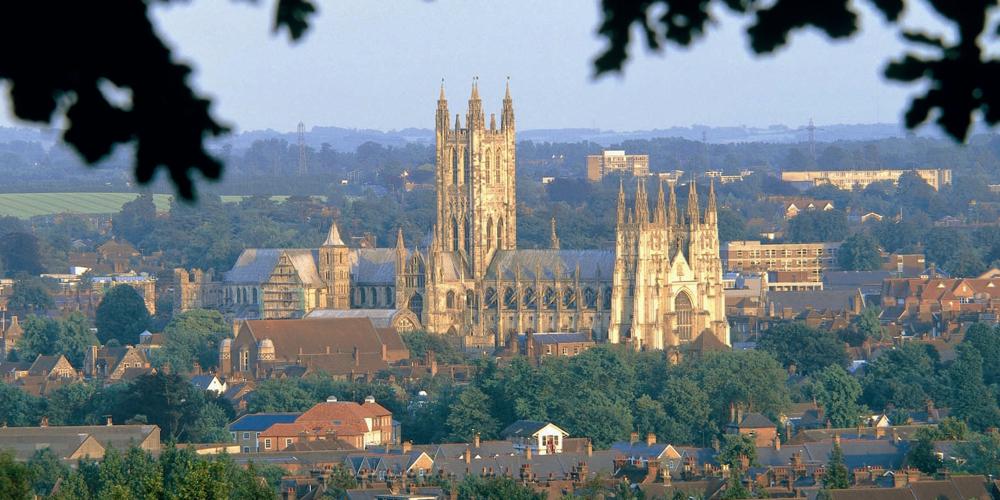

55,312,100,367
26,448,68,497
561,389,633,449
720,474,751,500
787,210,848,243
153,309,229,373
717,434,757,471
658,377,713,446
692,350,791,425
809,365,865,428
838,233,881,271
455,475,546,500
633,394,669,438
45,382,98,426
0,382,43,426
947,347,1000,431
446,386,498,442
5,278,54,316
861,343,943,411
400,329,466,364
111,372,233,442
962,323,1000,385
907,429,941,474
955,431,1000,478
113,194,157,247
0,451,32,500
246,379,317,413
757,322,847,375
14,316,61,361
593,1,997,142
95,284,151,345
937,417,969,441
854,308,885,344
0,232,45,276
823,442,850,489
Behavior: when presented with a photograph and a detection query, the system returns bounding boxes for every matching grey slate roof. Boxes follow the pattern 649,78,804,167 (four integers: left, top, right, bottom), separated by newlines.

351,249,397,284
304,309,402,328
224,248,322,286
739,412,776,429
768,289,860,314
485,249,614,281
501,420,550,439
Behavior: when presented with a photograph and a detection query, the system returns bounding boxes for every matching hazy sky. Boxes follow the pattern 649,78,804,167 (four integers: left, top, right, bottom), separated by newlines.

3,1,941,133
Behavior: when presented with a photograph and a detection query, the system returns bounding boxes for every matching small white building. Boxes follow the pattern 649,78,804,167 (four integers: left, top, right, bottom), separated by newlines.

190,374,227,396
500,420,569,455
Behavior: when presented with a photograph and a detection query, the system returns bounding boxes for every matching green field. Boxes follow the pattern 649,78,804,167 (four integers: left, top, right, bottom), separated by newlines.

0,193,316,219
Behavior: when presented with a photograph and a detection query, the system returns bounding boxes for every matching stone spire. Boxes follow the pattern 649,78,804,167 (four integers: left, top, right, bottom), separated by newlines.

616,178,626,226
635,179,648,224
705,179,717,226
654,180,666,225
667,181,678,226
550,217,560,250
323,221,345,246
687,180,700,226
436,79,449,131
501,77,515,132
468,77,484,129
395,227,405,252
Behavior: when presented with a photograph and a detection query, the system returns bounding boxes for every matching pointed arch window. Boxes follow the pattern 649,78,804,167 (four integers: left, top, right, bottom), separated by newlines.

451,148,459,186
563,288,577,309
495,151,502,184
543,287,557,310
603,287,613,309
484,149,491,184
484,288,498,309
523,287,536,309
675,292,693,341
446,291,456,309
584,288,597,310
486,218,494,251
503,287,518,310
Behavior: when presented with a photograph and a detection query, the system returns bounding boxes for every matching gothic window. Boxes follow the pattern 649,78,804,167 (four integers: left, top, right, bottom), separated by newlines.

484,149,491,184
503,287,518,310
584,288,598,310
675,292,693,341
484,288,498,309
543,287,557,310
446,291,456,309
486,218,494,251
452,217,461,252
452,148,459,185
563,288,577,309
360,287,367,305
523,287,536,309
369,286,377,306
387,287,395,308
495,151,502,184
252,288,258,305
408,293,424,318
239,349,249,372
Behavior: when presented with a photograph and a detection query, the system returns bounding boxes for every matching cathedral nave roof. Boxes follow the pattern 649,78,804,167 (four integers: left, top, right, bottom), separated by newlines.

485,249,614,282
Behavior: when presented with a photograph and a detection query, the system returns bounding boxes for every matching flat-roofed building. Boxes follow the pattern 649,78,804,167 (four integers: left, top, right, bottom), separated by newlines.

722,241,841,282
780,168,952,191
586,150,649,181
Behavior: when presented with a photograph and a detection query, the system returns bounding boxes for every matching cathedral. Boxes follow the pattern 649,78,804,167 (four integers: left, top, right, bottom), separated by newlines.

177,80,728,352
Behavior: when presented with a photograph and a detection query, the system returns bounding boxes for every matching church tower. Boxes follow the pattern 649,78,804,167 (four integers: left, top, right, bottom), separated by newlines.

435,78,517,280
319,221,350,309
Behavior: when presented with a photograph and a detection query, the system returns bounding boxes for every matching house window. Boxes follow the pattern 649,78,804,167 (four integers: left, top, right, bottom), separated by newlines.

264,439,272,450
230,432,236,440
243,432,250,440
285,438,293,447
243,447,250,453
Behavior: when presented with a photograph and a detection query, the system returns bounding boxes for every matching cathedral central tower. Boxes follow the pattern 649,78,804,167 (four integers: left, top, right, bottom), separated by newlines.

435,78,517,280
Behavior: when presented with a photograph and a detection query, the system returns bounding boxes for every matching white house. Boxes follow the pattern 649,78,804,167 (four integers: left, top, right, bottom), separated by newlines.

190,374,227,396
500,420,570,455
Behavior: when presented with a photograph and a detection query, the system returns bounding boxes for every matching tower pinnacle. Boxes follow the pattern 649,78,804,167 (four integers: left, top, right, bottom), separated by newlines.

687,180,700,226
616,178,626,226
705,179,718,225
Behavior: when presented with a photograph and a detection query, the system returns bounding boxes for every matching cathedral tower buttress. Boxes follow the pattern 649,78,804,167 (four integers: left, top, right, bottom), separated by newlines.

435,78,517,280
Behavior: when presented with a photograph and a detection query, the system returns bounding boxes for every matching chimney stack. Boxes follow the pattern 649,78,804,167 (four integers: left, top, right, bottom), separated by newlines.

525,445,532,461
630,431,639,444
646,433,656,446
473,432,480,448
353,346,360,367
464,447,471,464
40,416,48,427
106,416,113,426
402,441,412,454
586,439,593,457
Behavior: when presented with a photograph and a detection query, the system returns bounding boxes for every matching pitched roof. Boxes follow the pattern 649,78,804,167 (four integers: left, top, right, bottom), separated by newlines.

241,317,407,362
323,223,346,246
228,413,300,432
0,424,159,460
351,249,397,283
768,289,860,314
27,355,72,377
485,249,614,281
739,413,776,429
304,309,403,328
298,401,392,423
500,420,550,438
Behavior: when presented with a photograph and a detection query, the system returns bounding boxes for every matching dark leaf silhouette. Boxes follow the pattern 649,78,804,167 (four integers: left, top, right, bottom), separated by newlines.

0,0,317,200
594,0,1000,142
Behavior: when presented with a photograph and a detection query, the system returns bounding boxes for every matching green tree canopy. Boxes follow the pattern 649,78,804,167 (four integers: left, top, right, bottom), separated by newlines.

0,451,32,500
809,365,866,429
446,386,499,442
5,278,54,317
152,309,229,373
757,322,848,375
823,442,850,489
95,284,151,345
717,434,757,472
948,346,1000,431
838,232,881,271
